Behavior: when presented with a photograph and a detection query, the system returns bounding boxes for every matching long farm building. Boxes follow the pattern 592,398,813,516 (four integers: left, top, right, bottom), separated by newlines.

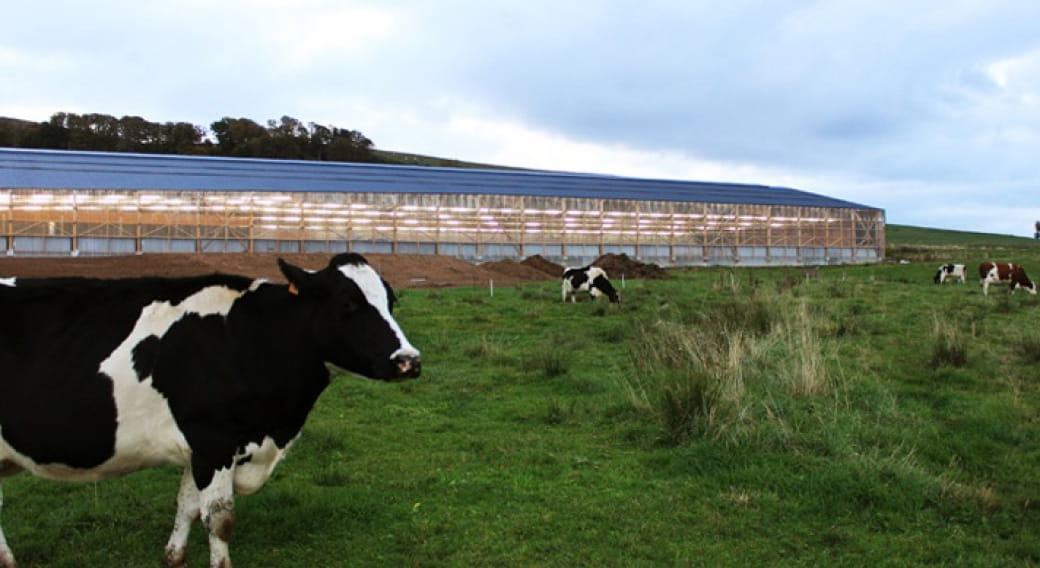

0,148,885,266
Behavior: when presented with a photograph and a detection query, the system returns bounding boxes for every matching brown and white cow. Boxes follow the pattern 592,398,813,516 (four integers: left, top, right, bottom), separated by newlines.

978,261,1038,295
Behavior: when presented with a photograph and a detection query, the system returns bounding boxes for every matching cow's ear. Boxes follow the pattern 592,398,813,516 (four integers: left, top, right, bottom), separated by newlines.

382,278,397,313
278,258,317,296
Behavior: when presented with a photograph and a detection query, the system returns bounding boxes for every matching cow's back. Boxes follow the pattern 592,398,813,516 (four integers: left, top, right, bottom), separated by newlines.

3,278,151,368
1,275,251,369
562,267,587,284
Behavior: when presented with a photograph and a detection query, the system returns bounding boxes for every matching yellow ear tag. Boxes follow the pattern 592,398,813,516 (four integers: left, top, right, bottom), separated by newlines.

288,283,299,296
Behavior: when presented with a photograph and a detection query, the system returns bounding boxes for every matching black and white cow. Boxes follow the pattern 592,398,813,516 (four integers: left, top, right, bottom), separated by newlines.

561,265,620,304
0,253,420,568
934,263,966,284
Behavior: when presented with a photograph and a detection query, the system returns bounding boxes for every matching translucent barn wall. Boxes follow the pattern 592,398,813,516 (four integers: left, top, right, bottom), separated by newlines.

0,189,886,265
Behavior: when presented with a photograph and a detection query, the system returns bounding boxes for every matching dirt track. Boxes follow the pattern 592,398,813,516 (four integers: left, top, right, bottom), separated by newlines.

0,253,557,290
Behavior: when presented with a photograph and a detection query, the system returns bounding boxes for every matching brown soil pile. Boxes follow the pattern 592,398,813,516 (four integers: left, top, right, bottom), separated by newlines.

592,253,669,279
520,254,565,277
479,259,557,281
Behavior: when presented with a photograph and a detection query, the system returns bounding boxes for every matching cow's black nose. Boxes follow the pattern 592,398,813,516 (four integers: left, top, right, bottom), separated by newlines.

392,354,421,379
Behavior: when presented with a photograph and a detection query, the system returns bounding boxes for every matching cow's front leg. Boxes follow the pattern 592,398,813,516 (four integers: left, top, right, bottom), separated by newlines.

199,467,236,568
0,483,16,568
163,468,200,568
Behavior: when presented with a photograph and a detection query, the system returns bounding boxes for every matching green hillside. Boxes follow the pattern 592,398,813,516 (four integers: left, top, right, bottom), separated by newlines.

886,223,1040,247
885,223,1040,266
371,149,524,170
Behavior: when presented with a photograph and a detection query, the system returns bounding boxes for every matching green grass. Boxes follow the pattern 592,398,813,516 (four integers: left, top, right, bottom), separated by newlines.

5,230,1040,566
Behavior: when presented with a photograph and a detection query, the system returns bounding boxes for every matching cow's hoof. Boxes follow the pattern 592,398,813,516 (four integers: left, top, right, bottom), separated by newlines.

162,549,187,568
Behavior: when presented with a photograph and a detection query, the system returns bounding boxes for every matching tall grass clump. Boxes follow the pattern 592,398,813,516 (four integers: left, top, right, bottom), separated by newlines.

1012,331,1040,364
525,343,569,378
930,313,969,367
623,319,748,442
775,302,830,397
622,290,840,444
682,292,775,338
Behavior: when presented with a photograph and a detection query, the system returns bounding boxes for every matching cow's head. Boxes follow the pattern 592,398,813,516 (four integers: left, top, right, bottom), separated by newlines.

589,269,621,304
278,253,421,381
595,282,621,304
1011,267,1039,295
933,266,945,284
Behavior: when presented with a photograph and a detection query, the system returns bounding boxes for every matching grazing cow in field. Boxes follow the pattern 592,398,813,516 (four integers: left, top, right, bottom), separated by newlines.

978,261,1038,295
934,263,966,284
562,265,620,304
0,253,420,568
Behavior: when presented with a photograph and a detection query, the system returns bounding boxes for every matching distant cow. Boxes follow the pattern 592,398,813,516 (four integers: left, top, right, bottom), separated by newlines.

978,261,1038,295
562,265,620,304
934,263,966,284
0,253,420,568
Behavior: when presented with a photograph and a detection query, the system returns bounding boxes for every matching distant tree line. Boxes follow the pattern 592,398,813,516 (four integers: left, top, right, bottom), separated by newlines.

0,112,377,163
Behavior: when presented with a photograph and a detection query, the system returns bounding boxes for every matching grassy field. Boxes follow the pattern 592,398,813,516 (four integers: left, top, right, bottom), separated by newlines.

4,227,1040,566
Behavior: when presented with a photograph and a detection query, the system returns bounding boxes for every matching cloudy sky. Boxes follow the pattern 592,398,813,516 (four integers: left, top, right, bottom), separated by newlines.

3,1,1040,235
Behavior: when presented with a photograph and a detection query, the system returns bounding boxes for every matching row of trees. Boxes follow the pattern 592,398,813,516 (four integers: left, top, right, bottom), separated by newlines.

0,113,377,163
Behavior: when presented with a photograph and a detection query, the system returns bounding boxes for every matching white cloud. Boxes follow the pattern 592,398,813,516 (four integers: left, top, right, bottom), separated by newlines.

0,45,77,74
985,47,1040,89
244,3,400,67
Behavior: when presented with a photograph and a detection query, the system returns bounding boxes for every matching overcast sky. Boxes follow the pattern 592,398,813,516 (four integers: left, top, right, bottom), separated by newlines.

3,1,1040,236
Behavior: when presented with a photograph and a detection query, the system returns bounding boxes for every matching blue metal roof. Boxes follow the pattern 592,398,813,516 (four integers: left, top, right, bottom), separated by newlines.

0,147,878,210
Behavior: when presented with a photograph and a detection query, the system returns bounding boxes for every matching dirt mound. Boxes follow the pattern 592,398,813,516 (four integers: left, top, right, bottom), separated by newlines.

520,254,565,277
593,253,669,279
480,259,557,281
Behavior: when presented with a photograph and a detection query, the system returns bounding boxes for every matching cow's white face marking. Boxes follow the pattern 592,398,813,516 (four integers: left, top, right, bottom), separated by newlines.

338,263,420,360
0,277,14,287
